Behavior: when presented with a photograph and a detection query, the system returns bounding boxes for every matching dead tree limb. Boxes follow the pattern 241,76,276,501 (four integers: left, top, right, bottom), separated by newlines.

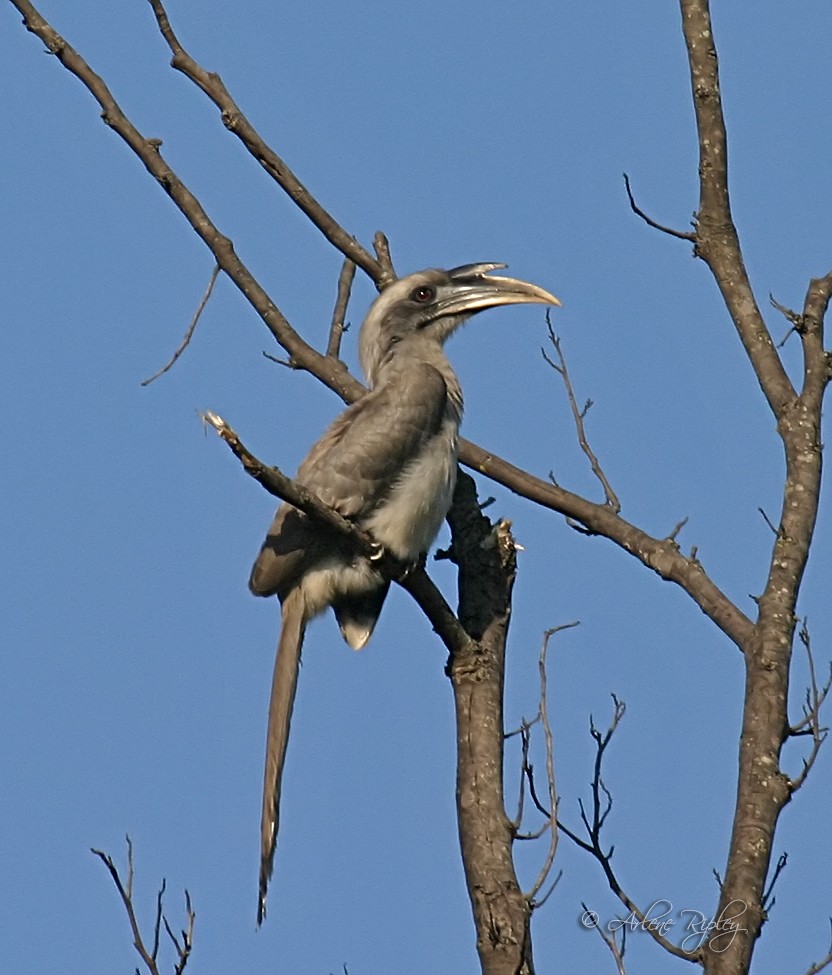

676,2,831,972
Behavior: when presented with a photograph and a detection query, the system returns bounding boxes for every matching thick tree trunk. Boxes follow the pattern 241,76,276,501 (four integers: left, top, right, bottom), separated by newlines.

447,473,532,975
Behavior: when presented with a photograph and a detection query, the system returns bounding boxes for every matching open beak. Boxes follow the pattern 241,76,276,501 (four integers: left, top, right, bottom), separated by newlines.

435,263,561,317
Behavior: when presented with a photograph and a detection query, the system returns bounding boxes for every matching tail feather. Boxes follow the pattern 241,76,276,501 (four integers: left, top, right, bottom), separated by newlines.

333,582,390,650
258,588,306,925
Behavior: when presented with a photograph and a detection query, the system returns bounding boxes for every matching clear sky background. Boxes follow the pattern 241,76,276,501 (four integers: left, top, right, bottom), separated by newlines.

1,2,830,973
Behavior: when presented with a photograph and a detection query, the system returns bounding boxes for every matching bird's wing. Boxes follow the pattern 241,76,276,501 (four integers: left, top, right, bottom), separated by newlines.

300,362,448,514
249,364,448,597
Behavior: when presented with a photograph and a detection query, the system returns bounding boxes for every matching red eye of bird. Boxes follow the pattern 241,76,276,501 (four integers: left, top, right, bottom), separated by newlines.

411,285,435,303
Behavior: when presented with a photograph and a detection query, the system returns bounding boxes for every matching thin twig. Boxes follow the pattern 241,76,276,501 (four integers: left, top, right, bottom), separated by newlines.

527,624,578,905
511,721,533,830
372,231,396,285
761,851,787,914
10,0,365,407
769,293,804,332
667,516,689,542
803,919,832,975
152,878,165,963
163,891,195,975
326,258,356,359
542,317,621,512
145,0,384,285
560,700,700,963
261,350,300,369
623,173,695,242
533,869,563,909
526,765,554,821
91,837,194,975
91,839,160,975
582,904,629,975
787,621,830,793
141,264,220,386
758,507,782,538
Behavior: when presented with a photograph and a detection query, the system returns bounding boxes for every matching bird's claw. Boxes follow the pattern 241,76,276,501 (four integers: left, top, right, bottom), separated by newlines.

368,541,385,562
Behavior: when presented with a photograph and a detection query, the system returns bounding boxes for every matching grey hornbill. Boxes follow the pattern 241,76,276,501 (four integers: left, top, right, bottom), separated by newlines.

249,262,560,921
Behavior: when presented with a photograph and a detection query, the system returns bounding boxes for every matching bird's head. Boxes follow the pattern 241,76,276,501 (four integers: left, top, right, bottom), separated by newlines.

359,263,561,385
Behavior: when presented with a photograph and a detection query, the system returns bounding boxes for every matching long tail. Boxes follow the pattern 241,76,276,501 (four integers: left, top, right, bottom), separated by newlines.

258,587,306,925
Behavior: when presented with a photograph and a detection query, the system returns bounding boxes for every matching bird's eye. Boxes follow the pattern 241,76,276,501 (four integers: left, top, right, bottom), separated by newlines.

411,285,435,303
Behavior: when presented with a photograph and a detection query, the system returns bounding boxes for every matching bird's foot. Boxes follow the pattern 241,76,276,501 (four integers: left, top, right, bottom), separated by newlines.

368,541,385,562
399,553,426,579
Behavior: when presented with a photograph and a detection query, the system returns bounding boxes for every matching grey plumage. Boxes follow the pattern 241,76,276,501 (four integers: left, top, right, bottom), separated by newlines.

249,263,560,922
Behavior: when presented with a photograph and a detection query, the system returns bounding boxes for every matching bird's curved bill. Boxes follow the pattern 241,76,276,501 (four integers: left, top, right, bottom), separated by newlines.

438,266,561,316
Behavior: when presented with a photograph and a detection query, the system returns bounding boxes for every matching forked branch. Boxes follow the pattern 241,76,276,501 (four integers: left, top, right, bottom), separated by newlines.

145,0,388,286
91,838,194,975
786,621,831,794
542,318,620,512
680,0,794,417
559,699,699,964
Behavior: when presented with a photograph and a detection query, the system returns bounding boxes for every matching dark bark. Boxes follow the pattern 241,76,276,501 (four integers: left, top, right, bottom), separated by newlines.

446,473,531,975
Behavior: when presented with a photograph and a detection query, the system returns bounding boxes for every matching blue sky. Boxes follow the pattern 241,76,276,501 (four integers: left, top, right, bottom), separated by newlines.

1,2,830,972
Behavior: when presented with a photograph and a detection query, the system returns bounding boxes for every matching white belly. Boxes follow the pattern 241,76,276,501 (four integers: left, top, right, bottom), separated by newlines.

299,556,383,619
363,421,459,560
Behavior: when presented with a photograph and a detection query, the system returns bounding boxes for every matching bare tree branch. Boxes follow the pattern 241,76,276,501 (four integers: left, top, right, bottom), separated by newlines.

623,172,695,242
786,621,830,793
372,231,396,282
761,851,787,914
145,0,388,286
769,293,805,344
460,440,753,650
757,506,782,538
680,0,795,417
200,410,472,658
581,904,629,975
803,920,832,975
525,624,577,906
561,700,700,964
9,0,365,406
326,258,356,359
91,838,194,975
542,318,620,512
163,891,195,975
142,263,220,386
677,4,831,973
509,719,535,831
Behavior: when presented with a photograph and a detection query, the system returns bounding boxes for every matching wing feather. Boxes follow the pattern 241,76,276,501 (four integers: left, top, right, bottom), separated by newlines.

249,363,448,598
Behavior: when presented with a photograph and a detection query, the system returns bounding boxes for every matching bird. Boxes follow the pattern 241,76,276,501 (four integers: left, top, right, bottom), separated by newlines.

248,262,560,922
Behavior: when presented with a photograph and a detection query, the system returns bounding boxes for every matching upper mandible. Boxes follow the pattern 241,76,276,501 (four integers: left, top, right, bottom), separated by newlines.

358,264,561,386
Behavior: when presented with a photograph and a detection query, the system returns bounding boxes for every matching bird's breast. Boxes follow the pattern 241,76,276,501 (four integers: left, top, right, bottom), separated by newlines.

362,419,459,560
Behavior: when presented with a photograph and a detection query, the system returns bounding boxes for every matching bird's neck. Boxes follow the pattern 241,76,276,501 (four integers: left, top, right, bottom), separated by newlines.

373,343,463,423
